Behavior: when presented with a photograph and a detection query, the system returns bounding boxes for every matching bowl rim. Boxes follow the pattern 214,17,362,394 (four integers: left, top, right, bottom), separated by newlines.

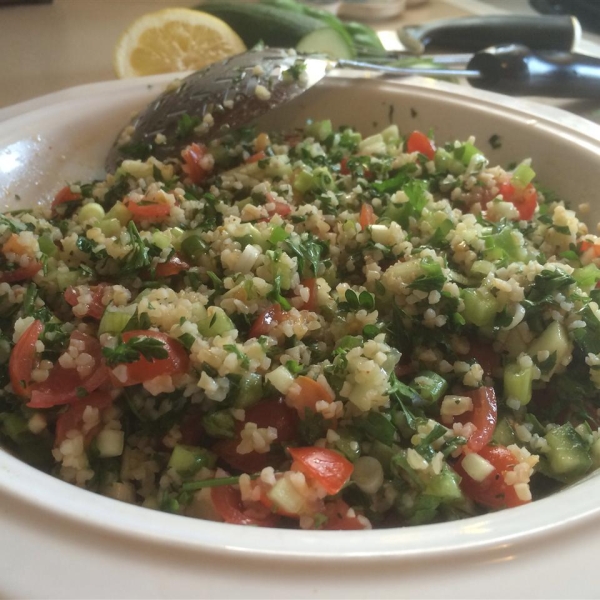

2,73,600,561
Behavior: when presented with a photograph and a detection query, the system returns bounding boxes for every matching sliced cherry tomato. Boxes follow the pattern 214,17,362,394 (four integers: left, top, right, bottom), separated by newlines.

248,304,286,338
320,499,367,530
64,284,107,320
285,375,333,418
406,131,436,160
54,390,114,447
125,199,171,222
112,330,189,387
265,193,292,218
210,485,280,527
301,278,318,312
579,240,600,256
155,255,190,278
246,150,266,164
460,387,498,452
213,399,298,472
51,186,82,211
9,319,44,398
498,181,537,220
212,439,274,473
0,261,42,284
454,444,527,509
28,331,109,408
242,398,299,443
288,447,353,495
359,203,376,230
179,407,206,446
182,142,211,185
462,340,499,378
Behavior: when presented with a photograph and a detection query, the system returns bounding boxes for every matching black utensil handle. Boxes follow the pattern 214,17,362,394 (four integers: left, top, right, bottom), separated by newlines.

405,14,578,52
468,44,600,97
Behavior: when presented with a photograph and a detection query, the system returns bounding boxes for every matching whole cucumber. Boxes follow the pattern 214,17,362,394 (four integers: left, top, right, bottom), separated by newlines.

196,2,325,48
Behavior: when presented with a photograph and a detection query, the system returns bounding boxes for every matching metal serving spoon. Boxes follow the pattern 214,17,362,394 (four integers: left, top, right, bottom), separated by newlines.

105,46,600,172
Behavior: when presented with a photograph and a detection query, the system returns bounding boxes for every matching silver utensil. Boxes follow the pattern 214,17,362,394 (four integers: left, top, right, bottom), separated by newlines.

105,45,600,172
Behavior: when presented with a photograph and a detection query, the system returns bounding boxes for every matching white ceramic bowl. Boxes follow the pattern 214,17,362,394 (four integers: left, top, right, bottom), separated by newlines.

1,75,600,598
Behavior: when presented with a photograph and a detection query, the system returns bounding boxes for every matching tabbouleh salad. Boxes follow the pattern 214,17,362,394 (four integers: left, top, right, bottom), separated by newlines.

2,119,600,530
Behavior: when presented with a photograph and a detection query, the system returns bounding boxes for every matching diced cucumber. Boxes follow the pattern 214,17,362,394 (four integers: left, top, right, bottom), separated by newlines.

267,476,306,515
197,307,235,337
470,260,495,277
434,148,465,175
573,264,600,290
38,234,57,257
305,119,333,142
78,202,105,224
180,234,207,260
98,218,122,237
234,373,264,408
512,162,536,186
98,303,138,336
504,362,533,405
351,456,384,494
296,27,354,60
202,410,235,439
293,170,315,194
335,434,362,464
462,288,498,328
424,465,464,501
312,167,336,192
151,230,171,250
527,322,571,376
367,440,394,476
168,444,217,474
456,141,484,167
484,227,529,263
492,417,516,446
105,201,132,225
545,423,591,479
380,124,400,145
55,269,82,291
2,413,28,443
410,371,448,405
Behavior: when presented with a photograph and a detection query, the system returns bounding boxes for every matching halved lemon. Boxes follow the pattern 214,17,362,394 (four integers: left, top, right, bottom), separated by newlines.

113,8,247,78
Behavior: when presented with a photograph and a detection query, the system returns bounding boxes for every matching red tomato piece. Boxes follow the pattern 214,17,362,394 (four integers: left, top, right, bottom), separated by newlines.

339,157,350,175
112,330,189,387
0,261,42,284
498,181,537,220
28,331,109,408
125,200,171,223
461,387,498,452
285,376,333,419
182,142,211,185
212,439,274,473
51,186,82,211
210,485,280,527
248,304,286,338
515,183,538,220
265,194,292,218
359,203,376,230
246,150,266,164
64,284,107,320
54,390,114,447
406,131,436,160
155,255,190,278
320,499,367,530
462,340,499,378
288,447,353,495
454,444,527,509
9,319,44,398
213,399,298,472
242,398,299,443
301,278,318,312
